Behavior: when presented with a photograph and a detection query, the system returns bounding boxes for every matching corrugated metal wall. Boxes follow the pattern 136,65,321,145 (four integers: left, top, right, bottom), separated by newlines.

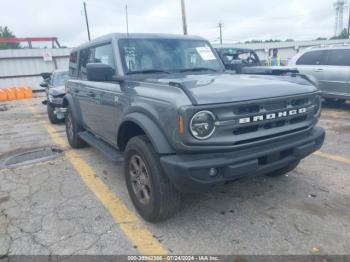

0,48,72,90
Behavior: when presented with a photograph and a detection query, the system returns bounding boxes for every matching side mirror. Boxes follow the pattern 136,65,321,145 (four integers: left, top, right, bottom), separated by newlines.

87,63,115,82
40,81,48,87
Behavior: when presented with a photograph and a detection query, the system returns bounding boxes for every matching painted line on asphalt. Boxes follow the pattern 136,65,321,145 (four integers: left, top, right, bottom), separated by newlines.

27,105,167,255
314,151,350,166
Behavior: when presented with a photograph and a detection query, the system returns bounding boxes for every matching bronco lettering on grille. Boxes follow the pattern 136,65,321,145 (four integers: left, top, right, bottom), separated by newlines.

238,107,307,124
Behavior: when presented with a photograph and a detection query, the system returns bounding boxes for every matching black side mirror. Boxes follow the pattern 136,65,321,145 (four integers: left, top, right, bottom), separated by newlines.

87,63,115,82
40,81,49,87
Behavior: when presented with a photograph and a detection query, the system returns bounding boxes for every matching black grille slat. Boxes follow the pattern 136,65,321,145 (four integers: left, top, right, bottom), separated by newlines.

228,95,315,136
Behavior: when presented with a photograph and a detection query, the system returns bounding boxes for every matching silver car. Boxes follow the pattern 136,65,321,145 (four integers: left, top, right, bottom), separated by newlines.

289,45,350,103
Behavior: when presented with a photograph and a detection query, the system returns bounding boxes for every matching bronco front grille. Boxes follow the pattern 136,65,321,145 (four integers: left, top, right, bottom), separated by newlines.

228,96,317,136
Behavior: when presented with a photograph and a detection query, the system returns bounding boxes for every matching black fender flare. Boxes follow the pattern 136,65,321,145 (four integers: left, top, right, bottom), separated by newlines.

62,94,83,125
120,112,175,155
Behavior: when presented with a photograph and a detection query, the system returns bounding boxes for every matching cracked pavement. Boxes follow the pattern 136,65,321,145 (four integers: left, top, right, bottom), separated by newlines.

0,95,349,256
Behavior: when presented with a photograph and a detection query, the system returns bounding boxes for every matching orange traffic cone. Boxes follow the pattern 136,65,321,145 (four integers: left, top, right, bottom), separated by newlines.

15,87,26,99
24,87,33,98
0,89,7,101
5,88,16,100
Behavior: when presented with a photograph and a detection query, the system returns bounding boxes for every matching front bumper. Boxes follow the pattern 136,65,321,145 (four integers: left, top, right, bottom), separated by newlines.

160,127,325,192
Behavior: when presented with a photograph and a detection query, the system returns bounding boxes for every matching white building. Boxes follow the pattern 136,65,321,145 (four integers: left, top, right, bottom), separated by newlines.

214,39,350,64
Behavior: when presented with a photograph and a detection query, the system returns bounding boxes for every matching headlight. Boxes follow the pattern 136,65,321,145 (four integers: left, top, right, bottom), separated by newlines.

190,111,216,140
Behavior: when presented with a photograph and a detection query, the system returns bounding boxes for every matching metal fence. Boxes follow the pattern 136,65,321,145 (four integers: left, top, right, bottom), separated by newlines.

0,48,71,91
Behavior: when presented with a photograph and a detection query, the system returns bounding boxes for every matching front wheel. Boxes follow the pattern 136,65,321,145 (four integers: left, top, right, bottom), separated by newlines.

124,135,181,222
65,106,87,148
265,160,300,177
47,104,61,124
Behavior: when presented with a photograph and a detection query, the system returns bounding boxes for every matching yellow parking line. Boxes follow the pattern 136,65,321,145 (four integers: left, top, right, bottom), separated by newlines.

27,105,167,255
314,151,350,165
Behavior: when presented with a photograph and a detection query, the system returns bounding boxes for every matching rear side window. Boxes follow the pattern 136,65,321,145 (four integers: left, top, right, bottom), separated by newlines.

78,48,92,80
296,50,325,65
325,49,350,66
69,51,78,77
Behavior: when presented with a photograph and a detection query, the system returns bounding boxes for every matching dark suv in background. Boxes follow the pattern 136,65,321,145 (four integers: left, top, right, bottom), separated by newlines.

63,33,325,222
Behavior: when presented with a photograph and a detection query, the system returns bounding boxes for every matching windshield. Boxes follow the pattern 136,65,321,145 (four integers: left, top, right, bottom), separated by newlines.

52,72,69,86
118,38,223,74
218,48,260,66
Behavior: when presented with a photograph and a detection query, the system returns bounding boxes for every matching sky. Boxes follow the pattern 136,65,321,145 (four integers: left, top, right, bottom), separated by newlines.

0,0,341,47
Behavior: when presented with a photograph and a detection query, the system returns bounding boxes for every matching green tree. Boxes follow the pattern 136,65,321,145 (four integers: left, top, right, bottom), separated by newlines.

0,26,20,49
330,29,349,40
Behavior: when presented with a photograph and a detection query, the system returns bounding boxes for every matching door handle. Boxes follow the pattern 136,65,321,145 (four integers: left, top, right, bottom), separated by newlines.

314,68,323,72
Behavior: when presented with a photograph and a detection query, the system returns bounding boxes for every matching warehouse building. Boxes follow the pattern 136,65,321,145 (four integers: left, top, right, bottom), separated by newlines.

214,38,350,64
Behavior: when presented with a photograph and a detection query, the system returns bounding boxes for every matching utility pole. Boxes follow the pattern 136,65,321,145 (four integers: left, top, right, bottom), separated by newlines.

83,2,91,41
218,22,223,45
125,4,129,35
181,0,188,35
348,5,350,37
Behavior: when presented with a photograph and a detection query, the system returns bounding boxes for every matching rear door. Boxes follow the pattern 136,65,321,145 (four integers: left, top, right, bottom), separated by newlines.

295,50,327,91
321,49,350,95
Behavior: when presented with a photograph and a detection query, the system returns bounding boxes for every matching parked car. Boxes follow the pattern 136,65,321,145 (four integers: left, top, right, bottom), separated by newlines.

289,45,350,103
215,47,299,75
64,33,325,222
41,69,69,124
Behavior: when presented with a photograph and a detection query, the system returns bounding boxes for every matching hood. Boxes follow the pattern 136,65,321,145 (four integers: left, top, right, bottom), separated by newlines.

148,73,317,105
49,85,65,97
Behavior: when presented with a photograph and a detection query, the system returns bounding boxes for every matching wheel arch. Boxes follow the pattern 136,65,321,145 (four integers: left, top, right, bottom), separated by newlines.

117,113,174,154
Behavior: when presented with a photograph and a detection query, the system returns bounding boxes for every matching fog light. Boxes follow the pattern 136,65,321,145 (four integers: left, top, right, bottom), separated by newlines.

209,168,218,177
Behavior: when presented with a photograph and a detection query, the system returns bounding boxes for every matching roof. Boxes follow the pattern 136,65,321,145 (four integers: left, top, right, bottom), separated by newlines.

73,33,205,51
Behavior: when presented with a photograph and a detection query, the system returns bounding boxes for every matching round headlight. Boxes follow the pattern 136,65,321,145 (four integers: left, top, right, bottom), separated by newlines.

190,111,216,140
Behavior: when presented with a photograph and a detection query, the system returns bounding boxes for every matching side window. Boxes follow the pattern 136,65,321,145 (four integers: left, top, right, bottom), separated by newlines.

325,49,350,66
69,51,78,77
78,48,92,80
91,44,115,68
296,50,324,65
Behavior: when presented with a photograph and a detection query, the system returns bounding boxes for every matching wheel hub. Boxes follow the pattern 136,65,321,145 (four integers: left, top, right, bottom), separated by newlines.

129,154,151,205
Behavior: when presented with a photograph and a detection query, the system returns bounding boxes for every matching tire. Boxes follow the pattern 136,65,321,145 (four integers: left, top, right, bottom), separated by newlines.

65,106,87,148
265,160,300,177
47,104,61,124
124,135,181,222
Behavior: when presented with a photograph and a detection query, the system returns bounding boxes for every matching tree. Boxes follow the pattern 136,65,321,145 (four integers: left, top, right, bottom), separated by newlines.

315,37,327,40
0,26,20,49
330,29,349,40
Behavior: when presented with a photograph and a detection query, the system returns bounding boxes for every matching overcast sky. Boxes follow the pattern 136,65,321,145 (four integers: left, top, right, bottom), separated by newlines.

0,0,341,47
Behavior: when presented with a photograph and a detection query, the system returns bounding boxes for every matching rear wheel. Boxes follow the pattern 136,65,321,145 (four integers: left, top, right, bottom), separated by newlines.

47,104,61,124
124,135,181,222
65,106,86,148
265,160,300,177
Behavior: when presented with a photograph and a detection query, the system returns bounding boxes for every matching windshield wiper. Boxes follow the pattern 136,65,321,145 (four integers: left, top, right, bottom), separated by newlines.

179,67,218,73
126,69,170,75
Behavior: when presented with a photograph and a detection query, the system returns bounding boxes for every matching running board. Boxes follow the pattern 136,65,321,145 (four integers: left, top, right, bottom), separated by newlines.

78,131,124,164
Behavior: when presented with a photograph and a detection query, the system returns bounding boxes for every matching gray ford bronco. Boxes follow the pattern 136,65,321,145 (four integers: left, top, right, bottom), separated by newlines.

64,33,325,222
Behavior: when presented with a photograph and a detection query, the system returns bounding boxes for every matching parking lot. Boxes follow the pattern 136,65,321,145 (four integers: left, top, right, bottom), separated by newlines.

0,94,349,256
